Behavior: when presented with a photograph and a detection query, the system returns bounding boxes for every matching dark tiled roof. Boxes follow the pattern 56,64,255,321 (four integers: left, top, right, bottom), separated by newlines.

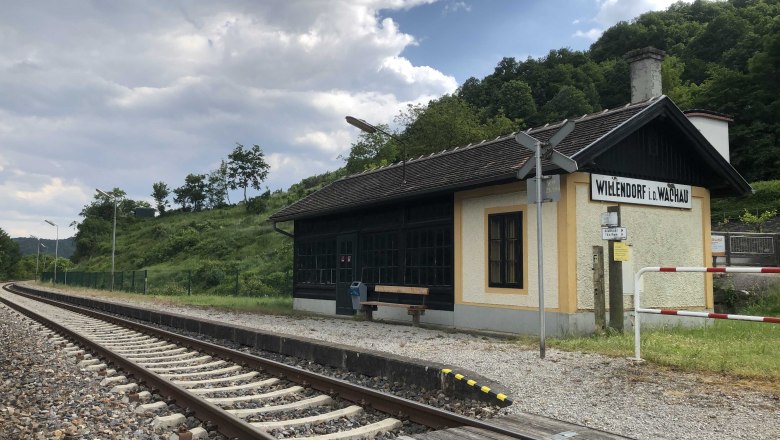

270,99,657,221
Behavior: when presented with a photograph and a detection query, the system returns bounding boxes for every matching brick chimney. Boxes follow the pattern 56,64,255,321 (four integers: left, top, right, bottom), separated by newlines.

624,47,665,104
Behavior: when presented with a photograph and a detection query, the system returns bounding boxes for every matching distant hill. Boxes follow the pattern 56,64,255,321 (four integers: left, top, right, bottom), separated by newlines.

13,236,76,258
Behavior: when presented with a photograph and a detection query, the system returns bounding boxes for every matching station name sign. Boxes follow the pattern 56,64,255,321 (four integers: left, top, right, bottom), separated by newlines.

591,174,691,209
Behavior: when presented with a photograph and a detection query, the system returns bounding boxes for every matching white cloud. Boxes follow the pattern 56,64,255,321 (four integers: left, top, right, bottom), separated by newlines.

0,1,457,238
572,28,604,41
572,0,693,45
444,1,471,14
593,0,692,25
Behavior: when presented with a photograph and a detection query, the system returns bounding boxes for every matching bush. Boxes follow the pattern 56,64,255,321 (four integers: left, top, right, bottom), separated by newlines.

194,262,226,288
246,190,271,214
261,271,292,295
745,285,780,317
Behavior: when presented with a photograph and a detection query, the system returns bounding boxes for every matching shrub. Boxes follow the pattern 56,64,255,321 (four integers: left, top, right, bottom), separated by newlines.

194,262,226,288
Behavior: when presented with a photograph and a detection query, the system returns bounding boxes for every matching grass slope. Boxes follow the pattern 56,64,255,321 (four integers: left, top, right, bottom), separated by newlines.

73,192,296,296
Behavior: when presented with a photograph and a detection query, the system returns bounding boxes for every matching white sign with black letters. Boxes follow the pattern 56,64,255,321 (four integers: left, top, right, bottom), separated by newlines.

602,227,627,240
591,174,692,209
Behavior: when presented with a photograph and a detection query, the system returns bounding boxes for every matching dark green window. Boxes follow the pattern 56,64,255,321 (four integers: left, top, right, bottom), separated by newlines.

360,231,400,284
296,239,337,285
488,212,522,288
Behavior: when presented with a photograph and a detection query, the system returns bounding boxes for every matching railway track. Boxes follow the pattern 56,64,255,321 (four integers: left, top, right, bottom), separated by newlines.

2,283,538,440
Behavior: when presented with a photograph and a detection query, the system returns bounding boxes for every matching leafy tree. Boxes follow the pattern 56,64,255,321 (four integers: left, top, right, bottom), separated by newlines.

448,0,779,181
205,160,231,209
227,143,271,203
541,86,594,121
739,209,777,232
495,80,537,122
151,182,170,215
399,95,516,158
341,124,400,174
174,173,208,212
661,55,697,109
0,227,21,280
71,216,110,262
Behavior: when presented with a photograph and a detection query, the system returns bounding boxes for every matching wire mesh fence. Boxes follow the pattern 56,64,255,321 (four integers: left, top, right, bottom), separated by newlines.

41,268,293,297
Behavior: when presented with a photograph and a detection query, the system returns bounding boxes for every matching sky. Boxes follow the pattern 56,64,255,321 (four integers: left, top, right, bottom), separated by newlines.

0,0,687,240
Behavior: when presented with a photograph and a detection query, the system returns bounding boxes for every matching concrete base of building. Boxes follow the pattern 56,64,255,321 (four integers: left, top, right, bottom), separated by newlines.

454,305,710,336
293,298,709,336
294,297,338,315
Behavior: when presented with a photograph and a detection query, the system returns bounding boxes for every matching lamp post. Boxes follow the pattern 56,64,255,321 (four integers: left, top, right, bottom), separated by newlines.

36,241,46,281
96,188,117,291
44,220,58,283
345,116,407,184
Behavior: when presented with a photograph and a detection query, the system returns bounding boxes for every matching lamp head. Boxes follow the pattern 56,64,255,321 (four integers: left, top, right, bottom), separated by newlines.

96,188,112,198
345,116,377,134
45,220,56,227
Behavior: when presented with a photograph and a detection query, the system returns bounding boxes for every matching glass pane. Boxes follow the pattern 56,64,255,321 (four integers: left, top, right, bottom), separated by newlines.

490,217,502,239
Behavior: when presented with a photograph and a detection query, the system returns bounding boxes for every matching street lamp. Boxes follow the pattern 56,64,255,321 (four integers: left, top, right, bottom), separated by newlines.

44,220,58,283
36,241,46,281
96,188,118,291
345,116,407,184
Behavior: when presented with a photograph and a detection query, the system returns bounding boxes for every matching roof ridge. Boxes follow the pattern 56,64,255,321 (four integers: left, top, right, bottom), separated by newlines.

336,99,656,183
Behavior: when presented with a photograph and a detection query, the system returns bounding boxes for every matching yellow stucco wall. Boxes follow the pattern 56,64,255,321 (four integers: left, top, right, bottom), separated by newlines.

452,173,713,315
455,182,560,310
574,176,711,310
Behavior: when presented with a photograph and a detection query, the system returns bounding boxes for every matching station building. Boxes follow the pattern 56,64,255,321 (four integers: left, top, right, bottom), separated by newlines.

270,48,751,335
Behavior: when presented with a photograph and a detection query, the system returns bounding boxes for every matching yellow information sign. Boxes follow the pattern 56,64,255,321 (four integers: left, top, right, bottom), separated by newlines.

613,242,630,261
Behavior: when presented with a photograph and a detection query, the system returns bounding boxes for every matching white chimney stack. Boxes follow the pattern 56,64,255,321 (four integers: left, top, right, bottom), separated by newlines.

685,110,733,163
624,47,666,104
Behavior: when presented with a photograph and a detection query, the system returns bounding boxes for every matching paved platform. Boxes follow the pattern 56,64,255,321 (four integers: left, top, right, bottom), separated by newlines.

409,413,630,439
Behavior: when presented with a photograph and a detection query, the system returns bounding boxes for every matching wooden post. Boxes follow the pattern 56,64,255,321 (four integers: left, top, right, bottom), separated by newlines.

608,205,624,333
593,246,606,334
775,234,780,268
725,232,732,267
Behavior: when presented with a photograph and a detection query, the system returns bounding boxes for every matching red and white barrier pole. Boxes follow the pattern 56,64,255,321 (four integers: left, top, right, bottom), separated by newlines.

633,266,780,360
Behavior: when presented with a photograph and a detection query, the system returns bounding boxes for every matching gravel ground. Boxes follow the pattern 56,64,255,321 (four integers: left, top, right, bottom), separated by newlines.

0,302,169,439
11,284,780,440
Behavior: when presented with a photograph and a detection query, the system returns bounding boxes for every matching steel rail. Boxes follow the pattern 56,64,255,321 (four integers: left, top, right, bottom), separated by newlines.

4,283,541,440
0,286,274,440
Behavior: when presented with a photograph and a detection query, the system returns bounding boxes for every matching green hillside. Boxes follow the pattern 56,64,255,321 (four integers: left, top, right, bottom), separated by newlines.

57,170,343,296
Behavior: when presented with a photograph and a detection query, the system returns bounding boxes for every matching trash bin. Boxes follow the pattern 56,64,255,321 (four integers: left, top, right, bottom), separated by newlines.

349,281,367,310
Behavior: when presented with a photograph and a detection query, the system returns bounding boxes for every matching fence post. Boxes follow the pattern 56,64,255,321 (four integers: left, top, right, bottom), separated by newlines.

188,270,192,296
235,271,239,296
144,270,148,295
775,234,780,268
725,232,732,266
132,271,136,293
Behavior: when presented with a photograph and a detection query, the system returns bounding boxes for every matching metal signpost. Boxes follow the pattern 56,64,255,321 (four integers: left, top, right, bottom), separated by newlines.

516,120,578,358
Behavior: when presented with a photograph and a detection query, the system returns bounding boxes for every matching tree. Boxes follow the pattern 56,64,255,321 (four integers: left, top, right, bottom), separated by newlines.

341,124,400,174
206,161,230,208
400,95,517,158
739,209,777,232
495,79,537,122
227,143,271,204
174,173,208,211
0,227,21,280
541,86,594,121
151,182,170,215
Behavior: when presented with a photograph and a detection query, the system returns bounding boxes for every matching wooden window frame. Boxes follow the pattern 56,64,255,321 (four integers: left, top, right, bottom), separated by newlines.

487,211,523,289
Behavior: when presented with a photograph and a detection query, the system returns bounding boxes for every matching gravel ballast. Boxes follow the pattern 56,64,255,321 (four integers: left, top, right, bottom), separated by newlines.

0,302,171,439
8,284,780,439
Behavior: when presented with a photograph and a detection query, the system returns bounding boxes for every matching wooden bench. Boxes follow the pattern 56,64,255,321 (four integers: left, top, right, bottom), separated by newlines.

361,285,429,327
